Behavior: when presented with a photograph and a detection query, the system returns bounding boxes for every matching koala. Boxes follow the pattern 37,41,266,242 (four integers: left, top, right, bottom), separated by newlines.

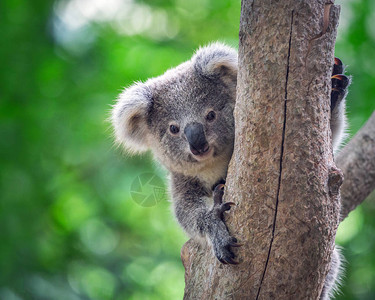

111,43,350,300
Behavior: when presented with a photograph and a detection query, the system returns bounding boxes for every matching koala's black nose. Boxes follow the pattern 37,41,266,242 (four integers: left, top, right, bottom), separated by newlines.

184,122,210,156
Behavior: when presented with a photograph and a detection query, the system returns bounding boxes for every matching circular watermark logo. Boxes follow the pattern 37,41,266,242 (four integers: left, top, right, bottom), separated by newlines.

130,173,167,207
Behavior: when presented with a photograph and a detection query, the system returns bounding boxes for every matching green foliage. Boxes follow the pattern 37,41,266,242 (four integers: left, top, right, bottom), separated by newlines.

0,0,374,299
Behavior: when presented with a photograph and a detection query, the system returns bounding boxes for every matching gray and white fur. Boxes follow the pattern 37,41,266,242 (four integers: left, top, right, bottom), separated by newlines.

111,43,349,299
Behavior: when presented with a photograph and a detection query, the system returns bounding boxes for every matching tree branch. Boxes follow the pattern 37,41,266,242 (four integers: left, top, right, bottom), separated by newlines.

337,112,375,221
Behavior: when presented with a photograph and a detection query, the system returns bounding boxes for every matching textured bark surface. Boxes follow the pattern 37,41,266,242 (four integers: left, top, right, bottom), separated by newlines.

337,112,375,220
182,1,342,299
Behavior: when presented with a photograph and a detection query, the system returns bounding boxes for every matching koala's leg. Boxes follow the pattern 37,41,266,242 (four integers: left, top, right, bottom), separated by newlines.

172,178,241,264
320,247,343,300
331,58,350,151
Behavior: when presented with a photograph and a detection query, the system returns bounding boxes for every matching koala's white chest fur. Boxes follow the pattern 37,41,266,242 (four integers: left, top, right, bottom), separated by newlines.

173,152,230,191
195,159,229,189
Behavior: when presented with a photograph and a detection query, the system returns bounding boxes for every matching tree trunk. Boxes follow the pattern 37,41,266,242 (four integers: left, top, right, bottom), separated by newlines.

182,1,343,299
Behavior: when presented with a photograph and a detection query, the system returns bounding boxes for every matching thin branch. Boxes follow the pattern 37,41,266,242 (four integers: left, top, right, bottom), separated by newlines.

337,112,375,221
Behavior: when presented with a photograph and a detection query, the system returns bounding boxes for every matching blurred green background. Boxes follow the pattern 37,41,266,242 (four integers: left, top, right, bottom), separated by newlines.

0,0,374,299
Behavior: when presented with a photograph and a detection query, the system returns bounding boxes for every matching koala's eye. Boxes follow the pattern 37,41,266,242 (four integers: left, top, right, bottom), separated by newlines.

169,124,180,135
206,111,216,122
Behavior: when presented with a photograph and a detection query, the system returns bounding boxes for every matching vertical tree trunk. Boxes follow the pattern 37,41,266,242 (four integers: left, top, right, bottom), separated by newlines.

182,1,342,299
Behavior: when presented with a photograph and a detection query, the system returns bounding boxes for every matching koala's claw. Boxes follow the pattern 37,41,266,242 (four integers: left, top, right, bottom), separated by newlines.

213,234,243,264
331,58,350,109
227,237,244,248
223,257,239,265
213,183,225,205
213,186,236,221
220,201,235,212
215,240,239,265
230,241,244,248
332,57,344,75
215,202,235,221
331,74,349,109
332,74,350,89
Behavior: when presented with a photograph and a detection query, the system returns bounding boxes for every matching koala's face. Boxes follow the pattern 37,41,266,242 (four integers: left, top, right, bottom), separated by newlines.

148,66,235,172
112,43,237,174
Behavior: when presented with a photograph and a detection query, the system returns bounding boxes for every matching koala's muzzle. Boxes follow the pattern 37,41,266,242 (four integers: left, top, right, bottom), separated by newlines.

184,122,210,156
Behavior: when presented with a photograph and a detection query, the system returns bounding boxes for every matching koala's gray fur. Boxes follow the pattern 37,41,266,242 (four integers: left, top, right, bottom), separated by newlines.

111,42,349,299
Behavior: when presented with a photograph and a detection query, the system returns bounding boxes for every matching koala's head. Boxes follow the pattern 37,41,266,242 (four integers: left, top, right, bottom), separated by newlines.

111,43,237,174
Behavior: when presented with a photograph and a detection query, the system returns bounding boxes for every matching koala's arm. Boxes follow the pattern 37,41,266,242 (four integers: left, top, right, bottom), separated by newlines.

331,57,350,152
319,58,350,300
171,174,239,264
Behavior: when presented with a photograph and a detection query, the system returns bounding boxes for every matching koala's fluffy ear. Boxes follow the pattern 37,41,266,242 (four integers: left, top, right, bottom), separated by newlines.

111,83,152,153
192,42,238,86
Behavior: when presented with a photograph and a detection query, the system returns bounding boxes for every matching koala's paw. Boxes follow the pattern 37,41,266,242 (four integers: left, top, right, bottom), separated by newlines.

331,57,350,109
210,184,242,265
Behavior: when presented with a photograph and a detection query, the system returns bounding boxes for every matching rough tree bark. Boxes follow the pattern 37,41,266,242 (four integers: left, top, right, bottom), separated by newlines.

182,1,346,299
